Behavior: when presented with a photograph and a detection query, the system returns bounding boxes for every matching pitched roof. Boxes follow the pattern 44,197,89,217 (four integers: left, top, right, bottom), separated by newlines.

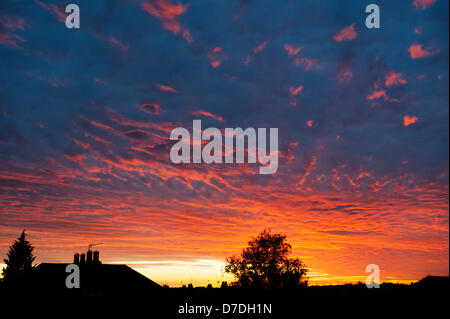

31,263,161,296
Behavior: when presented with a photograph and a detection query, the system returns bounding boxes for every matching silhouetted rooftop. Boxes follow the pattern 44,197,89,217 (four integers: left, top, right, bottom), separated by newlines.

31,262,161,296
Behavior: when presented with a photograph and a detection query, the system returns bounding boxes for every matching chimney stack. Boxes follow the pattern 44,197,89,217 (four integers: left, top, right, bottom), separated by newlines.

93,251,100,264
80,253,86,264
73,253,80,264
87,250,93,263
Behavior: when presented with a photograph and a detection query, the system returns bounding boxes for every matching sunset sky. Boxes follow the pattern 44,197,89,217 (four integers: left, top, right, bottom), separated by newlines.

0,0,448,287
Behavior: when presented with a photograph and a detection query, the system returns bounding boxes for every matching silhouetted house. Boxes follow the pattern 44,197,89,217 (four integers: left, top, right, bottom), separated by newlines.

415,276,449,287
31,250,161,296
414,275,449,296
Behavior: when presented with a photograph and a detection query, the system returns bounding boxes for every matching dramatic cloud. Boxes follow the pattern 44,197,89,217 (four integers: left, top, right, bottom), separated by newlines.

0,0,448,286
156,84,177,93
289,85,303,106
333,24,357,42
338,70,353,83
366,78,401,103
207,47,226,68
366,90,387,101
0,14,27,49
413,0,437,10
404,115,419,126
245,41,269,64
35,0,66,22
284,44,302,56
0,16,26,30
192,110,224,122
140,103,162,115
409,43,439,59
142,0,193,43
253,41,268,54
0,30,21,48
92,31,129,51
293,57,317,71
289,85,304,97
385,72,407,87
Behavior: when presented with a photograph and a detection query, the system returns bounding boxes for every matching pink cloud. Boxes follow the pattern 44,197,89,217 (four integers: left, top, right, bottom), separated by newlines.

91,30,129,52
140,103,162,115
293,57,317,71
385,72,407,87
142,0,193,43
35,0,66,23
207,47,226,68
0,30,21,48
333,24,357,42
0,15,27,49
210,60,220,68
192,110,224,122
244,41,268,64
404,115,419,126
106,35,129,51
413,0,437,10
253,41,268,54
289,85,303,106
244,54,251,65
0,16,26,30
156,84,177,93
280,141,298,161
338,70,353,83
366,90,398,103
181,30,193,43
409,43,438,59
289,85,303,97
367,90,386,101
284,44,302,56
37,75,65,88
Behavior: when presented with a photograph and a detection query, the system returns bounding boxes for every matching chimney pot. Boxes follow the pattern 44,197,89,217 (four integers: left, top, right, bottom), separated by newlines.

93,250,100,264
73,253,80,264
87,250,93,263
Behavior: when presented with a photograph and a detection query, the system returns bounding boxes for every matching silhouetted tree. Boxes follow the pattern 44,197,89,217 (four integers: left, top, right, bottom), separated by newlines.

2,230,35,285
225,229,308,288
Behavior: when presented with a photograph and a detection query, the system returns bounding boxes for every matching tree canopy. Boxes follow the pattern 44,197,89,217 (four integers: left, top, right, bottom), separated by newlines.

2,230,36,284
225,229,308,288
